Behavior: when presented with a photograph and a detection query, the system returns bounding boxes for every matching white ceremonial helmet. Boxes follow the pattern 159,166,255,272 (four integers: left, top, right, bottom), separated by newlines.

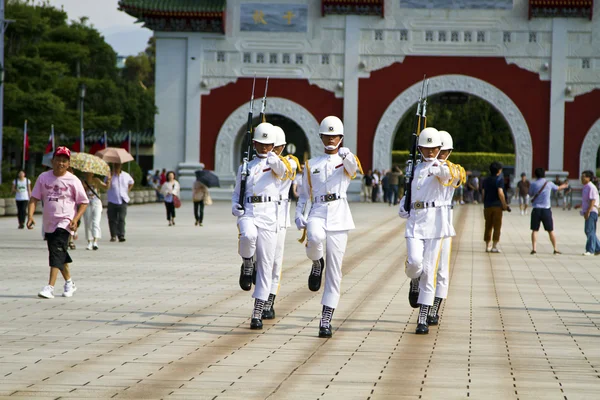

253,122,276,144
417,127,442,148
439,130,453,151
273,126,286,147
319,116,344,136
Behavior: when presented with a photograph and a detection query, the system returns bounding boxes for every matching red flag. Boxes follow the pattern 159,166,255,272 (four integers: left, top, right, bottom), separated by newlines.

24,133,30,161
89,136,106,155
45,133,54,154
71,139,81,153
120,134,130,152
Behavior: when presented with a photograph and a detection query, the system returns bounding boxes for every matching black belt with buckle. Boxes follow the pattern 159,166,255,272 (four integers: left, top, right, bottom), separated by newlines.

247,196,272,203
411,201,436,209
316,193,341,203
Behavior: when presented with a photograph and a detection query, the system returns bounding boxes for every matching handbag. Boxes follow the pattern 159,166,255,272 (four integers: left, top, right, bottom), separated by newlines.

205,193,213,206
173,195,182,208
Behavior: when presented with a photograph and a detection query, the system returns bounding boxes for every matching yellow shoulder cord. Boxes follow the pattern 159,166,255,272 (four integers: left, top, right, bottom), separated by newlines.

344,154,364,179
286,155,301,180
274,155,292,181
298,161,312,244
436,160,456,187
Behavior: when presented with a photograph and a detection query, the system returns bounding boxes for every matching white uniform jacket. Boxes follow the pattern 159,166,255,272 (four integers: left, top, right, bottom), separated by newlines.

277,155,299,229
232,156,288,232
295,152,359,231
439,161,465,239
405,160,453,239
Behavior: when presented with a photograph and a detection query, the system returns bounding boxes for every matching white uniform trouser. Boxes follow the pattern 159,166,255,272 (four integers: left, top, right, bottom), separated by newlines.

238,218,278,301
84,198,102,241
405,237,444,306
270,228,286,295
435,237,452,299
306,217,348,309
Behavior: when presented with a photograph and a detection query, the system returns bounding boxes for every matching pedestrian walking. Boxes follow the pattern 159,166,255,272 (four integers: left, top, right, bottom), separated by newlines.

106,163,134,242
295,116,362,338
160,171,180,226
192,180,210,226
516,173,531,215
388,166,403,206
26,146,89,299
575,170,600,256
372,170,380,202
11,170,31,229
398,127,452,335
481,162,509,253
82,172,107,250
263,125,301,319
362,170,373,202
529,168,568,255
232,122,291,330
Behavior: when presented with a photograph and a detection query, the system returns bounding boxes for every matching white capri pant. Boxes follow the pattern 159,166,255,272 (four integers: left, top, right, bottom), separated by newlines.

306,217,348,309
435,237,452,299
84,197,102,241
238,218,278,301
405,237,444,306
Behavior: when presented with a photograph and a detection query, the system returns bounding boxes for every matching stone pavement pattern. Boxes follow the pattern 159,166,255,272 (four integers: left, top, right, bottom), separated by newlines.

0,202,599,399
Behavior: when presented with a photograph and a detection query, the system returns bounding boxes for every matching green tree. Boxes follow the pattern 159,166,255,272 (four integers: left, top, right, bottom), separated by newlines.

2,0,156,180
393,94,514,154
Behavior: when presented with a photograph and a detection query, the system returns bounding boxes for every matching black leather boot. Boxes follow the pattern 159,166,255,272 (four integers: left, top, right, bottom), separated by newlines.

318,305,334,338
239,257,254,291
262,294,276,320
427,297,442,326
250,298,265,330
415,304,429,335
408,278,420,308
308,258,325,291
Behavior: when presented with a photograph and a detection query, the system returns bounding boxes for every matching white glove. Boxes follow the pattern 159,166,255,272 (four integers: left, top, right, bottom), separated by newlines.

338,147,351,159
295,215,307,230
266,151,279,166
398,197,409,219
428,166,441,176
232,203,245,217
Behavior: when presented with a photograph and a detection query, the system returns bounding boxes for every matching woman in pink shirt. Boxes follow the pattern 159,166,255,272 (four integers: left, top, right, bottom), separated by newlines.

27,147,89,299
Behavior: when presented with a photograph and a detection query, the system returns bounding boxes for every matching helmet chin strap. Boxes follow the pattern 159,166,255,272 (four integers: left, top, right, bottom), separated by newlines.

256,153,267,158
324,140,342,151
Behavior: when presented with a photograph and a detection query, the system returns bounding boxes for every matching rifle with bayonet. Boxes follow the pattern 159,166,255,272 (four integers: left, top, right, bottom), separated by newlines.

259,77,269,123
238,76,257,209
403,77,429,213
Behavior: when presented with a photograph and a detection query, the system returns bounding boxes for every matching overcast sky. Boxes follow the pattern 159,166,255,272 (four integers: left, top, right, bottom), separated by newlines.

47,0,152,56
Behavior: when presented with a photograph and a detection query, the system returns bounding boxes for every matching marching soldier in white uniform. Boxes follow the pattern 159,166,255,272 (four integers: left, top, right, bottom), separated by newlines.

428,130,466,326
261,126,301,320
398,127,452,335
232,122,290,330
295,116,362,338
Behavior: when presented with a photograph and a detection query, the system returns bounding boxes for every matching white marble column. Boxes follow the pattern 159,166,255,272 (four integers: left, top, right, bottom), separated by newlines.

547,18,568,178
178,34,205,199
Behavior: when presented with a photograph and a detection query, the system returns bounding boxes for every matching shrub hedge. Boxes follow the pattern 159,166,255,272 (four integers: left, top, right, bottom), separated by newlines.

391,151,515,172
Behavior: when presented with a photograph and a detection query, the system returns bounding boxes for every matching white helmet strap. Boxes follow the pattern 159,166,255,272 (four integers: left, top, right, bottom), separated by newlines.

324,141,342,151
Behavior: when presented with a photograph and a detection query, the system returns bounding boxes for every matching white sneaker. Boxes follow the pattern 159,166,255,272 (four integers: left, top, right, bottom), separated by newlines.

491,248,501,253
582,252,594,256
38,285,54,299
63,281,77,297
86,242,93,250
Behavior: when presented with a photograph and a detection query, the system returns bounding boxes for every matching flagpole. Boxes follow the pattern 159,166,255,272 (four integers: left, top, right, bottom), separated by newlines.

104,131,107,149
128,131,131,173
135,133,139,164
22,119,27,170
51,124,55,153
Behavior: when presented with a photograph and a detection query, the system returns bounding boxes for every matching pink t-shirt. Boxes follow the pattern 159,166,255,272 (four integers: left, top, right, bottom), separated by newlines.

31,171,89,234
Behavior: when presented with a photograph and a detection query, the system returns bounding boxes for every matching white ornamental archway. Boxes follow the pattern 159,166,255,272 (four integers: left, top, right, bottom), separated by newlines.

215,97,322,177
579,118,600,176
372,75,533,178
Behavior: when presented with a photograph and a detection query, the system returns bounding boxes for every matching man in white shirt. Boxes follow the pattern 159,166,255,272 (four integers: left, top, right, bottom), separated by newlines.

106,163,134,242
232,123,290,330
295,116,362,338
399,127,452,335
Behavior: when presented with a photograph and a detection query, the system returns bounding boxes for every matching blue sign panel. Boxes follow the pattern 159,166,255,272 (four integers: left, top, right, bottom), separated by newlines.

401,0,513,9
240,3,308,32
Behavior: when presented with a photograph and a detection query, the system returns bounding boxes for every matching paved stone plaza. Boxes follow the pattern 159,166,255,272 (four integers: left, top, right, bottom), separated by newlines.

1,201,599,399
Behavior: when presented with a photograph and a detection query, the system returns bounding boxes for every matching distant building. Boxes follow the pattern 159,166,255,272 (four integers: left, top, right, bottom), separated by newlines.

119,0,600,195
116,55,127,69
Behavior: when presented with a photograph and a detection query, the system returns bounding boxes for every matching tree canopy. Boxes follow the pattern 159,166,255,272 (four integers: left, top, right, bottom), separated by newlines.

2,0,156,178
393,94,515,153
